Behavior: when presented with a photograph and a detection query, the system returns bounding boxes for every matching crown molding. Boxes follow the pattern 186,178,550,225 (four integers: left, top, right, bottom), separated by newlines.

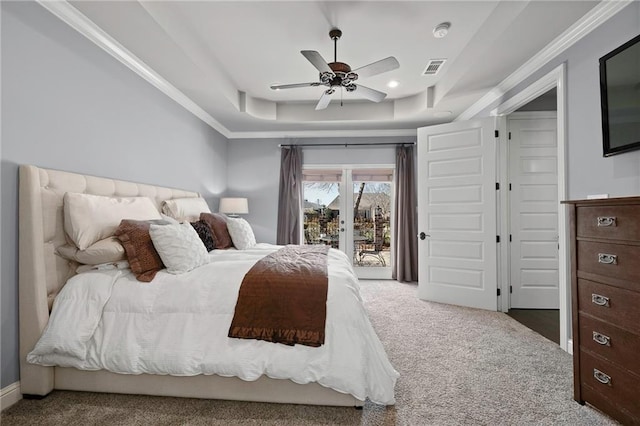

227,128,418,140
38,0,629,139
456,0,633,122
36,0,232,138
35,1,420,140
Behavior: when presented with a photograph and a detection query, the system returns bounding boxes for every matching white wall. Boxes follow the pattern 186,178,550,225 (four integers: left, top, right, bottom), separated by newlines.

476,2,640,199
0,2,229,388
226,137,414,244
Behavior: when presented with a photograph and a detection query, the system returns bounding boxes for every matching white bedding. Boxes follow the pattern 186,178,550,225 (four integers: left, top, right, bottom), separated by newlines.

28,244,399,405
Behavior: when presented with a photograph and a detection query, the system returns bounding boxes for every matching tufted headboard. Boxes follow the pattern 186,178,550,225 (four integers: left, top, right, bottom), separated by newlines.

18,165,201,395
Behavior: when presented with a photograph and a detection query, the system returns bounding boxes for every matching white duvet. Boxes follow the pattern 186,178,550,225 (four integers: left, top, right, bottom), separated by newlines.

28,244,398,405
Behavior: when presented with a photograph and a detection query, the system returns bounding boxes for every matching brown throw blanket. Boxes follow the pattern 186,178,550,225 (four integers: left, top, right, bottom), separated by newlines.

228,245,330,347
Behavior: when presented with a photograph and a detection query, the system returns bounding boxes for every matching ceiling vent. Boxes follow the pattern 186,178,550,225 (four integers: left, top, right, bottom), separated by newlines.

423,59,446,76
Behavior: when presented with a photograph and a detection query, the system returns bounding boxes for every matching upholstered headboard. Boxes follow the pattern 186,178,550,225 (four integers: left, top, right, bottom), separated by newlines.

18,165,201,395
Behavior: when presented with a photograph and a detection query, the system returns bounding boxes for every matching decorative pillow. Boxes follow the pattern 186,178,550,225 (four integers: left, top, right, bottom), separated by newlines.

162,197,211,222
226,218,257,250
57,236,126,265
115,219,172,282
200,213,234,249
64,192,161,250
149,222,210,274
190,220,217,251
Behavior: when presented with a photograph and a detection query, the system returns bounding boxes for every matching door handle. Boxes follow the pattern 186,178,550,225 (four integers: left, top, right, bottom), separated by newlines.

419,232,430,240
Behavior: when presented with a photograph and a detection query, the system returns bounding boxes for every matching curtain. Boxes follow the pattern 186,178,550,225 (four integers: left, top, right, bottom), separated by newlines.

392,145,418,282
276,146,303,245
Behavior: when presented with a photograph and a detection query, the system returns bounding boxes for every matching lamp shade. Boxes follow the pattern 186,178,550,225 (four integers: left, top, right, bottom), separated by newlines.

219,197,249,215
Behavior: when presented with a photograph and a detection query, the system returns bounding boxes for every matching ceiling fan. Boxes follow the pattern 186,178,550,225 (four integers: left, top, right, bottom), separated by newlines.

270,28,399,110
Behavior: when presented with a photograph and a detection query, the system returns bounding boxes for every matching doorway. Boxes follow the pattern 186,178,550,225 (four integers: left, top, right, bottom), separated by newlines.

494,64,567,350
416,64,569,351
302,165,394,279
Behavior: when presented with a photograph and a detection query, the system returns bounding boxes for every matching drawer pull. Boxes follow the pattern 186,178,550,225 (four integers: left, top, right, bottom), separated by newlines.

597,216,616,227
593,369,612,385
591,293,610,307
597,253,617,265
592,331,611,346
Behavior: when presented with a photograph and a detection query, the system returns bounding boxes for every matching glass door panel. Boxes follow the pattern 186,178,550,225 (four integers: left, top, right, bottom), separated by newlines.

351,169,393,279
302,169,341,249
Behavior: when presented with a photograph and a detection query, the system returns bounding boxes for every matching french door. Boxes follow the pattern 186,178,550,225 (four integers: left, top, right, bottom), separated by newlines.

302,165,394,279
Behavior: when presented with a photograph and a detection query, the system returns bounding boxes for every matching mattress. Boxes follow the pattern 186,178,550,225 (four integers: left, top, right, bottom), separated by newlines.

28,243,399,405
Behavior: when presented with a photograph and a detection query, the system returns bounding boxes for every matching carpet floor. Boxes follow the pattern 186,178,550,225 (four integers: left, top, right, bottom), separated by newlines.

1,280,616,425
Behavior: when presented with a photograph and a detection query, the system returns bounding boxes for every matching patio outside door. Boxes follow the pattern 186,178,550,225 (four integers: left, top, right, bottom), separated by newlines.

302,166,394,279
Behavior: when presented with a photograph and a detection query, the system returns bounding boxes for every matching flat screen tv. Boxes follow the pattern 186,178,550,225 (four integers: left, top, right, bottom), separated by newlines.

600,33,640,157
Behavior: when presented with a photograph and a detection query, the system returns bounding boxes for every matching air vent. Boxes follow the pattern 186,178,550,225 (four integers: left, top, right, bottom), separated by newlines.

423,59,446,76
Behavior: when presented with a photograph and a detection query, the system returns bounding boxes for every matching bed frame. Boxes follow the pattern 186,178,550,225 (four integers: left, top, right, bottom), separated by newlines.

19,165,360,407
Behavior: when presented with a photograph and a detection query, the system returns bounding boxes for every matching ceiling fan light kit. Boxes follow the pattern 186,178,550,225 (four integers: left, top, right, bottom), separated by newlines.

270,28,399,110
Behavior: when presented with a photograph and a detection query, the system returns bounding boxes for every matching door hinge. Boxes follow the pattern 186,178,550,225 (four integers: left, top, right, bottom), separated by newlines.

509,234,512,242
509,183,512,191
496,235,500,243
494,130,499,138
496,182,500,190
508,132,512,140
510,285,513,294
497,288,501,297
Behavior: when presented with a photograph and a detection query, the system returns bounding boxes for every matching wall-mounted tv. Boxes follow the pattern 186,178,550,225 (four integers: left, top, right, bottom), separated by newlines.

600,33,640,157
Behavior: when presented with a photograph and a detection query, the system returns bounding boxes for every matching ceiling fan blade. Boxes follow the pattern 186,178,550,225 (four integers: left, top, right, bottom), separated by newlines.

270,82,322,90
301,50,333,74
353,57,399,79
315,90,333,110
354,84,387,103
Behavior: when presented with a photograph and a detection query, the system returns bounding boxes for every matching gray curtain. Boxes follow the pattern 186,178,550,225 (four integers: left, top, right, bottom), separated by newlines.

392,145,418,282
276,146,303,245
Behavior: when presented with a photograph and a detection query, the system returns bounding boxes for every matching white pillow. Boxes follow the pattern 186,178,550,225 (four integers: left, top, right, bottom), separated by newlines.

57,236,126,265
161,197,211,222
149,222,210,274
226,218,257,250
64,193,161,250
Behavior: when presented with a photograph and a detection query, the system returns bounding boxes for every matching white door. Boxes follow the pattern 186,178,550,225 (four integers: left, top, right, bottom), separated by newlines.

417,118,498,311
508,115,559,308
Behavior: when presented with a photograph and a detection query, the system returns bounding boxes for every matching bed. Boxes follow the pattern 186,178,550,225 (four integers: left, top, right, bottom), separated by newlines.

19,165,398,406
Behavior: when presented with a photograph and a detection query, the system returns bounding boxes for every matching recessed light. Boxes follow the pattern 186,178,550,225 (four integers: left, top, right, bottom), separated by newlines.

433,22,451,39
387,80,399,88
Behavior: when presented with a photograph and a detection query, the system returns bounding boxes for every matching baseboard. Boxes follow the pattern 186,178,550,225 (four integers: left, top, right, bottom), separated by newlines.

567,339,573,355
1,381,22,411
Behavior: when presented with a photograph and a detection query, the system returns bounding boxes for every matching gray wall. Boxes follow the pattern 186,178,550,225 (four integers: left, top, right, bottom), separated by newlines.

476,2,640,199
226,137,414,244
1,2,228,388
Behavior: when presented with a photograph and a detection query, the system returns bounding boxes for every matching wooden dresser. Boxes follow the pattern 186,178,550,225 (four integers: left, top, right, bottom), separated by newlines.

564,196,640,424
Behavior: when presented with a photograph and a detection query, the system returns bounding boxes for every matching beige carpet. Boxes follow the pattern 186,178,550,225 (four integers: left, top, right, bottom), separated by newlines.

2,280,615,425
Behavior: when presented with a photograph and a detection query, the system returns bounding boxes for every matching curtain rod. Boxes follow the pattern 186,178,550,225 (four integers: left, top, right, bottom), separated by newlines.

278,142,416,148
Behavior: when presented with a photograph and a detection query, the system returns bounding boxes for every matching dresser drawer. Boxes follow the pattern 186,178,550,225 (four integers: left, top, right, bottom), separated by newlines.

579,314,640,375
577,205,640,241
577,240,640,283
579,350,640,418
578,279,640,334
581,385,640,425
